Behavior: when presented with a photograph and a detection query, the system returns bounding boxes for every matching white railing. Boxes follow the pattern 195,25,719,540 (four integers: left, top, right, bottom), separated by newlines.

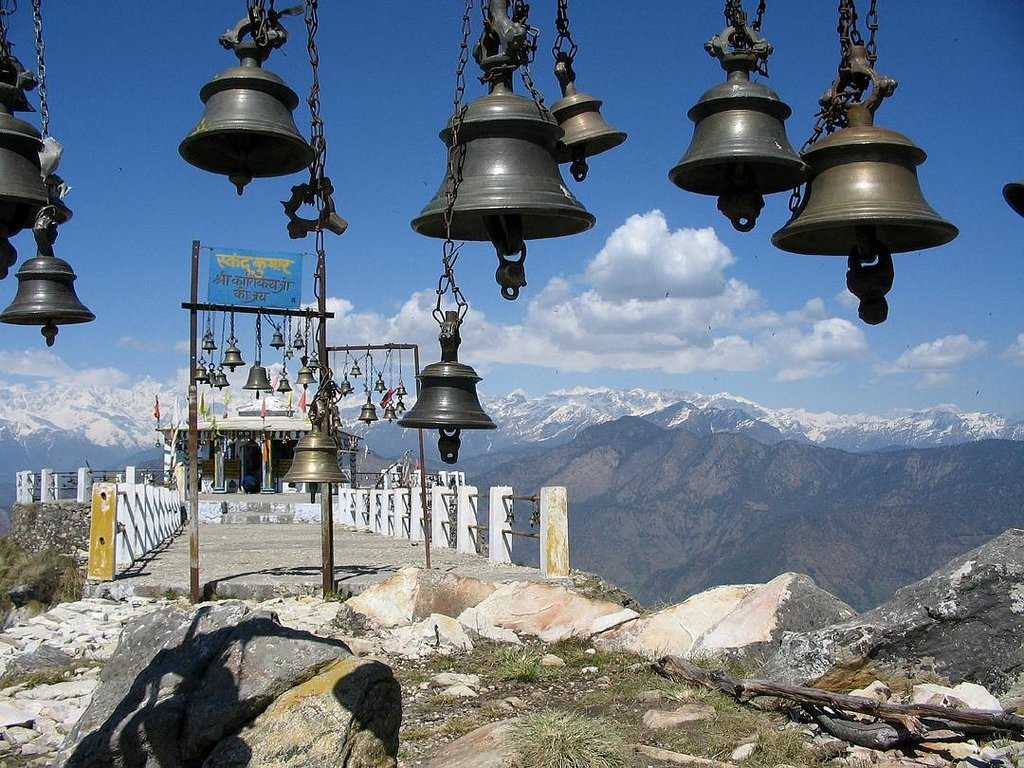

15,466,172,505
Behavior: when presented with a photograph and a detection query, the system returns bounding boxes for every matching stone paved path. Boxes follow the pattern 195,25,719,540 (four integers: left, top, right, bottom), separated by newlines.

98,524,550,600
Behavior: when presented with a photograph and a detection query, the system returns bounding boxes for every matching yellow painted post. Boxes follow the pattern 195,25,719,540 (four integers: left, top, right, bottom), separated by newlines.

87,482,118,580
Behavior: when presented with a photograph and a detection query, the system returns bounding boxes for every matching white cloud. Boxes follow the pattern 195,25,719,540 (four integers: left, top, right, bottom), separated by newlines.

0,348,130,386
835,289,859,310
879,334,987,375
117,336,162,351
1003,333,1024,366
323,210,869,382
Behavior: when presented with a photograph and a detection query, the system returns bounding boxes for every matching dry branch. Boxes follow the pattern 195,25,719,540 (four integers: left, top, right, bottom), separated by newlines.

633,744,736,768
654,655,1024,735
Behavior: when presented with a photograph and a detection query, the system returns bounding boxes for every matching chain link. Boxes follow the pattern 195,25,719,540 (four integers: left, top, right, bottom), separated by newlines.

31,0,46,137
434,0,474,327
0,1,15,62
722,0,770,76
551,0,577,67
512,0,545,111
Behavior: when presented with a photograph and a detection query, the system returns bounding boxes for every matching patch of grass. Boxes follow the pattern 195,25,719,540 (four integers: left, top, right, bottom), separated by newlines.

689,651,768,680
513,709,628,768
0,537,83,615
497,647,545,683
400,725,435,743
440,711,490,740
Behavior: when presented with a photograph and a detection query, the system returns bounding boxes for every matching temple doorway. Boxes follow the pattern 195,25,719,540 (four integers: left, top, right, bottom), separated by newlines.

240,442,262,494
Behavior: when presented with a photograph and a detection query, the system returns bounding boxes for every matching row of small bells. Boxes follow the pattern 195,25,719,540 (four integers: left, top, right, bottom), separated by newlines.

668,7,957,325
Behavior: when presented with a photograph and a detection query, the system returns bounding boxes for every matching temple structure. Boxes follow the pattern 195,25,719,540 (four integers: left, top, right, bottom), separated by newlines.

159,395,361,494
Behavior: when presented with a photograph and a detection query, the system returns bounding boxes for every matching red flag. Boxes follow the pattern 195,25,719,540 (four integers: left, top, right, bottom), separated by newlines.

380,388,395,407
153,395,161,422
298,388,307,413
261,397,268,418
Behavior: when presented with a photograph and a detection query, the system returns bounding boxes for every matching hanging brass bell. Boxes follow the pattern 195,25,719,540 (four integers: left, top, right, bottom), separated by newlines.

0,209,94,346
269,330,285,349
1004,182,1024,218
395,396,406,415
277,371,292,394
213,366,230,389
339,377,354,397
399,312,495,465
194,363,210,385
670,49,806,232
0,56,47,275
772,106,957,256
374,374,387,394
292,329,305,350
201,330,217,353
358,395,378,425
395,381,407,398
350,360,362,378
296,361,315,388
382,402,398,423
550,56,626,183
242,363,272,393
281,418,346,485
222,338,245,371
412,84,594,247
179,14,313,195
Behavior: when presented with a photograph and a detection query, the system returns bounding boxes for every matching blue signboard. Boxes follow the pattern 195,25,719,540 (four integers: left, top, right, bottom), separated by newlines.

208,247,303,308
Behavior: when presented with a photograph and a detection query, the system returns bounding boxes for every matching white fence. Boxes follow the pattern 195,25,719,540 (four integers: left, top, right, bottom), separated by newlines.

15,466,170,505
334,480,570,578
110,467,185,573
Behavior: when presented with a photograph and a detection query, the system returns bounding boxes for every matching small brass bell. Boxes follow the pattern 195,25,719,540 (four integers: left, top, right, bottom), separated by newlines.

0,207,94,346
395,396,406,414
382,402,398,423
339,377,354,397
194,363,210,385
269,329,285,349
551,57,626,183
670,32,806,232
213,366,230,389
277,371,292,394
350,360,362,378
179,9,313,194
399,312,495,465
1004,182,1024,218
243,363,272,393
0,54,47,274
358,395,378,424
296,360,315,388
282,417,346,485
292,329,305,350
374,373,387,394
308,353,320,370
222,338,244,371
395,382,408,398
201,330,217,353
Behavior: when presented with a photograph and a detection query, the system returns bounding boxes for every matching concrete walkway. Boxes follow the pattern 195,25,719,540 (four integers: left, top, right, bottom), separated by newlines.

97,524,549,600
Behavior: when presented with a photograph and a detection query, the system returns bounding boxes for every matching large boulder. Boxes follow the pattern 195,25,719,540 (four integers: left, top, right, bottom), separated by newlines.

593,574,854,661
422,718,519,768
203,658,401,768
346,568,498,628
62,601,400,767
763,529,1024,695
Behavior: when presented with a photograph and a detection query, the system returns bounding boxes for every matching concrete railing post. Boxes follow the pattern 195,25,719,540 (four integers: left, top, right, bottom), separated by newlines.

539,486,569,578
456,485,479,555
488,486,513,564
76,467,93,503
430,486,450,549
410,488,424,542
40,468,55,502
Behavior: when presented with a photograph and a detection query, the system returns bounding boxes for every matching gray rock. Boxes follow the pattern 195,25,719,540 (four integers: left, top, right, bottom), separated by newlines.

182,613,352,759
1,644,75,681
422,718,519,768
763,529,1024,695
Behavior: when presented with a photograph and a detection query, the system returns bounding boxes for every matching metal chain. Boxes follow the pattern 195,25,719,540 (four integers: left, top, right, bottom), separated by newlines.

512,0,545,111
255,311,263,364
723,0,769,76
0,1,15,62
434,0,474,327
552,0,577,67
31,0,46,136
865,0,878,65
752,0,766,31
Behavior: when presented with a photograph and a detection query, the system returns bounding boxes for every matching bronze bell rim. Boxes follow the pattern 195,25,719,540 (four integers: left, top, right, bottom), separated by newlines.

0,255,95,326
772,124,958,255
281,428,346,485
398,361,497,432
550,90,627,163
1002,182,1024,217
242,364,271,391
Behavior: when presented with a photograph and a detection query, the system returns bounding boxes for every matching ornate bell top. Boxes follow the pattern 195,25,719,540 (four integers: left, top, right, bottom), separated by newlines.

802,108,927,168
439,84,561,149
688,53,792,123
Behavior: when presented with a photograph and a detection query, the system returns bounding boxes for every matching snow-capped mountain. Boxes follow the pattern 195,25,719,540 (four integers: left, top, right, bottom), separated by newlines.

2,378,1022,506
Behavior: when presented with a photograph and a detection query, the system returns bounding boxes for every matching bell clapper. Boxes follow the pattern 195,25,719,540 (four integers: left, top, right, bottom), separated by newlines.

486,214,528,301
438,428,462,465
846,228,894,326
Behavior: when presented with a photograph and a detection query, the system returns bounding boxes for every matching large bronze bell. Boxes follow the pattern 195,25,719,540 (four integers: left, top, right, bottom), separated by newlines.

221,338,244,371
358,395,378,425
179,9,313,195
399,312,495,465
0,206,93,346
242,363,272,393
0,54,47,276
1004,182,1024,218
282,418,345,486
670,33,806,232
550,57,626,183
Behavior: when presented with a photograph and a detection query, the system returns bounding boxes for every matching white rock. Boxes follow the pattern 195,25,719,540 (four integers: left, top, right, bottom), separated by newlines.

439,684,478,699
913,683,1003,712
584,648,596,655
581,666,598,674
382,614,473,659
457,607,522,646
3,725,38,745
849,680,891,703
641,704,716,730
431,672,481,689
731,742,757,761
0,701,34,729
540,654,565,667
15,679,98,701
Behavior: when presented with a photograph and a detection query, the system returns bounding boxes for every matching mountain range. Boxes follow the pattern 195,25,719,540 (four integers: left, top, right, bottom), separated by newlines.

470,417,1024,610
1,379,1022,506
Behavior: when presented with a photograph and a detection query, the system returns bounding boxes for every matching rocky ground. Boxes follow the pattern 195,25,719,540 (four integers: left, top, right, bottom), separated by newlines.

0,530,1020,767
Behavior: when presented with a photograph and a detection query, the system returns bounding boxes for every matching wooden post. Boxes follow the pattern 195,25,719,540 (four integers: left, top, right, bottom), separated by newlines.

540,486,570,578
316,254,334,597
414,344,431,569
188,240,201,603
87,482,118,581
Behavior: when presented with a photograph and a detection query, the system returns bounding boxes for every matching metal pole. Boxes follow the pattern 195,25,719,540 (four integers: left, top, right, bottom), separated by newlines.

316,252,334,596
188,240,201,603
414,344,431,569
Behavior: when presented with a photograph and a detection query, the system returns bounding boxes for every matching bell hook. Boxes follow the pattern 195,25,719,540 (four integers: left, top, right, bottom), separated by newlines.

398,311,496,465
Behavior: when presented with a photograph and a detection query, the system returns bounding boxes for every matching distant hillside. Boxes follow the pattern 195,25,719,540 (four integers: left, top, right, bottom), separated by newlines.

472,417,1024,610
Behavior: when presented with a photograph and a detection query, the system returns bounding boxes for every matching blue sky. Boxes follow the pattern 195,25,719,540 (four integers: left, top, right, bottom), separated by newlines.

0,1,1021,417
